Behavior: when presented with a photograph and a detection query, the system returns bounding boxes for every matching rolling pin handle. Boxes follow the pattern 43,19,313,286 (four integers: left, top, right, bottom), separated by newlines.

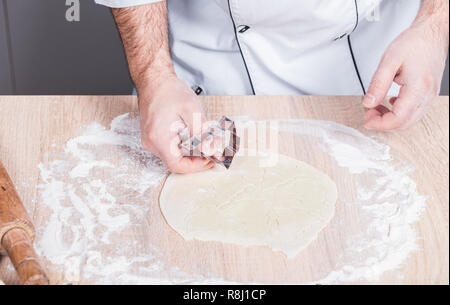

1,228,49,285
0,161,49,285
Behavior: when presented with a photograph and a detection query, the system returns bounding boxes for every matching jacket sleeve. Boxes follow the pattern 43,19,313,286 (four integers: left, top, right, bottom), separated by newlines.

94,0,164,8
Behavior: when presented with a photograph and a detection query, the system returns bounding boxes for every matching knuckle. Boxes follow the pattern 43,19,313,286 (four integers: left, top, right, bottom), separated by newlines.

370,78,386,92
143,123,159,142
390,116,407,129
417,74,440,96
396,119,413,130
147,132,158,144
381,52,396,66
380,49,400,68
165,164,176,173
141,125,158,149
165,161,181,174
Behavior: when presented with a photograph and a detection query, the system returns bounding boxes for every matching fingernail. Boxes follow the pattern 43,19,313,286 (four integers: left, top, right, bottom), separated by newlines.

364,94,376,107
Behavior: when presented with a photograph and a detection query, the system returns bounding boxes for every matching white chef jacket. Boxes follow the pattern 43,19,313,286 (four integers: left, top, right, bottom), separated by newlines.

95,0,421,95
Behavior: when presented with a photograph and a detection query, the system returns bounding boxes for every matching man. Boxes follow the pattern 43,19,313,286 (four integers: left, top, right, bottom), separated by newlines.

95,0,449,173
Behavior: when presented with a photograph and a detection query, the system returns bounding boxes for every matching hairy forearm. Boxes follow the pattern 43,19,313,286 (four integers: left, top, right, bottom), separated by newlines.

415,0,449,52
112,1,174,90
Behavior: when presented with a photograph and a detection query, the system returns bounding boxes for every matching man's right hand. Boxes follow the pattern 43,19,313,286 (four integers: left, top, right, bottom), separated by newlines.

112,2,216,173
138,74,214,173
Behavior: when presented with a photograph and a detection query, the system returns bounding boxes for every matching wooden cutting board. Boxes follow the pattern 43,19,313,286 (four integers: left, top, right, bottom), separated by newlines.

0,96,448,284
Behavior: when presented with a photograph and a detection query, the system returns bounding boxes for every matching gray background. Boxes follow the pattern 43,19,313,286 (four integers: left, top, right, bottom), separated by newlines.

0,0,448,95
0,0,133,95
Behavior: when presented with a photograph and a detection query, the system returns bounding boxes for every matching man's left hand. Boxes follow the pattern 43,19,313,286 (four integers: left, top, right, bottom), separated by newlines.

363,9,449,131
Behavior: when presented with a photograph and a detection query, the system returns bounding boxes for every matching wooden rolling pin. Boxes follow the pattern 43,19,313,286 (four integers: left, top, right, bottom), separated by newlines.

0,160,49,285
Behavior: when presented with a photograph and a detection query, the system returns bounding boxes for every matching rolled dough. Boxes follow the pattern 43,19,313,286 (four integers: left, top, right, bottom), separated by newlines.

159,152,337,258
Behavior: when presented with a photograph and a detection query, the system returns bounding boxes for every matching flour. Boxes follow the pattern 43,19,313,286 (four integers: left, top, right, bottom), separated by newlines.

274,119,426,283
34,113,426,284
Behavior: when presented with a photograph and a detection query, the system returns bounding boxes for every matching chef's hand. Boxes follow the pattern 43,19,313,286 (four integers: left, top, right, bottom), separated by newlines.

112,3,219,173
138,74,215,173
363,3,449,131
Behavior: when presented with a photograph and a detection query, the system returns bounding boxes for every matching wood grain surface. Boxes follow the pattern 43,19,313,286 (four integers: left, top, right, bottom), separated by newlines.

0,96,448,285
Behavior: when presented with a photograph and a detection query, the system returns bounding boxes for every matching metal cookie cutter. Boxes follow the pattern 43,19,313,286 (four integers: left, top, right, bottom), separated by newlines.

178,116,240,169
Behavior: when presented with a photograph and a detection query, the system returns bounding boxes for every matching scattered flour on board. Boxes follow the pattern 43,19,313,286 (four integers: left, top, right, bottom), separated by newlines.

34,113,426,284
274,120,426,283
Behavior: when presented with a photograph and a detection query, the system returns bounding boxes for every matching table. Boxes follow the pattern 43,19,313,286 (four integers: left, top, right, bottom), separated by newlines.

0,96,448,284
